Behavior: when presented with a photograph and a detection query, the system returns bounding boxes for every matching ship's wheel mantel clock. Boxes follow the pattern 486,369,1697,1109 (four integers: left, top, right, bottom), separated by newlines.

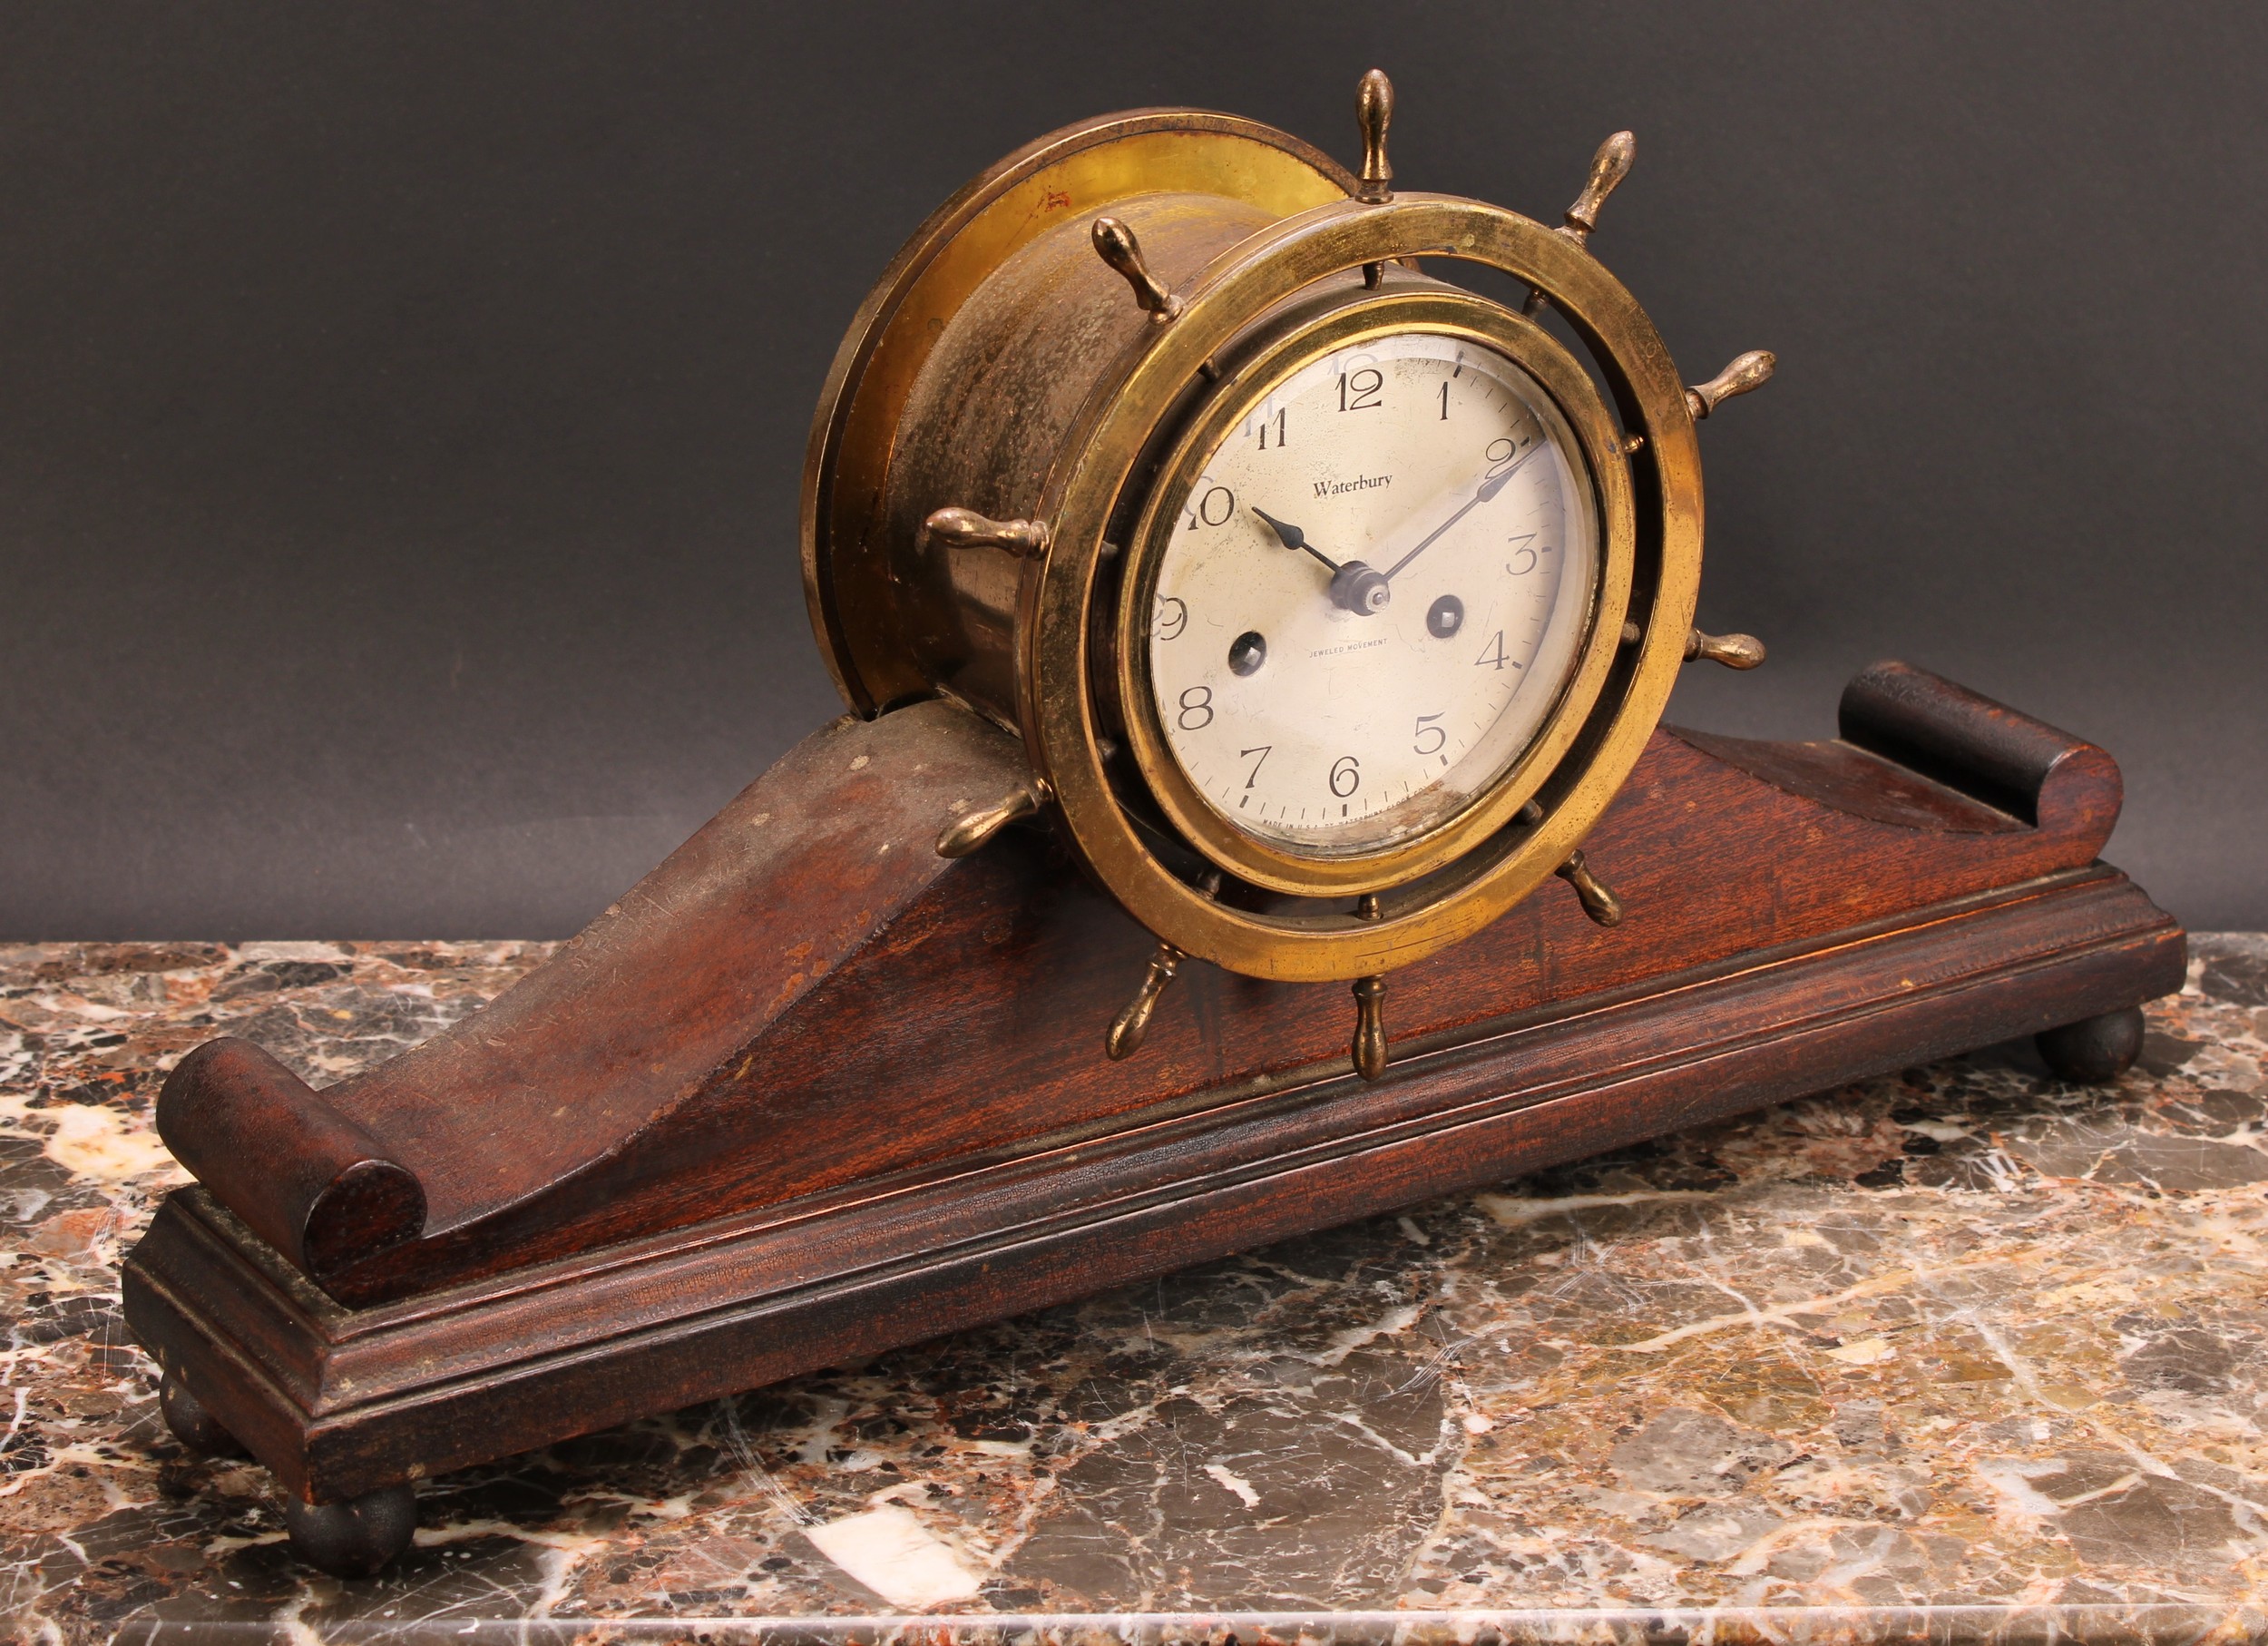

805,71,1775,1073
123,72,2183,1579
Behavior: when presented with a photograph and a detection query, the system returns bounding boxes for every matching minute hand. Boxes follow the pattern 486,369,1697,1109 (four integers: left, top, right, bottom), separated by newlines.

1379,446,1547,583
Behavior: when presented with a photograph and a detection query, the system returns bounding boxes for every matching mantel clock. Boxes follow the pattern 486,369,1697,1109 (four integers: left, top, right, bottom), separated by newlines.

122,73,2183,1578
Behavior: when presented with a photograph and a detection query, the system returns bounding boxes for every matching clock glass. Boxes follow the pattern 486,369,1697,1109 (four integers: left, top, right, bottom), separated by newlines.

1145,329,1601,858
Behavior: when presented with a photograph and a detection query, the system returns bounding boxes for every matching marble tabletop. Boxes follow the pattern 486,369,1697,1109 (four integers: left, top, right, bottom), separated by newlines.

1,935,2263,1643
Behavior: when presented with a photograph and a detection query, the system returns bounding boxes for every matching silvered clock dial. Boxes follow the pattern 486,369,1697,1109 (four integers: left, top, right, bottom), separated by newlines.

1145,328,1599,859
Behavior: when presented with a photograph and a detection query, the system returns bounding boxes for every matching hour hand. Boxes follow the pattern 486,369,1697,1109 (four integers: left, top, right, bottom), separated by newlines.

1251,506,1342,573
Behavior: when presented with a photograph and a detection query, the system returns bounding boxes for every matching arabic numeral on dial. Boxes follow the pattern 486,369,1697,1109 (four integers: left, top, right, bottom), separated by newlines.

1477,631,1513,671
1177,685,1214,730
1239,745,1271,789
1183,485,1236,530
1329,754,1361,798
1412,713,1446,756
1337,367,1382,412
1439,380,1450,420
1255,407,1286,450
1505,534,1538,575
1152,595,1188,641
1484,433,1531,475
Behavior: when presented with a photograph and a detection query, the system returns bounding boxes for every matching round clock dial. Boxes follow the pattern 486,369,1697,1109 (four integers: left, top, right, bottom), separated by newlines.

1145,330,1599,857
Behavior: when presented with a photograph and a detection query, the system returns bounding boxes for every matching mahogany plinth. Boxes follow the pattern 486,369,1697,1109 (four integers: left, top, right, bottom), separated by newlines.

122,664,2184,1513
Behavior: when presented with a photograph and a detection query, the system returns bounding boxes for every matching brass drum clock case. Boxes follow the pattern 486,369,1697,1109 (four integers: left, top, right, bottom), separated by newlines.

123,71,2185,1582
803,80,1753,1044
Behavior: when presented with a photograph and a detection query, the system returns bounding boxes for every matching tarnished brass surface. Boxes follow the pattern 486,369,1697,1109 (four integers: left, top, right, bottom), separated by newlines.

881,189,1279,729
803,112,1354,716
1686,627,1767,669
1686,349,1777,417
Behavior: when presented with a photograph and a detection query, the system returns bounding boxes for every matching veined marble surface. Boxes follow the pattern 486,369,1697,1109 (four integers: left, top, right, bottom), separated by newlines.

1,936,2263,1643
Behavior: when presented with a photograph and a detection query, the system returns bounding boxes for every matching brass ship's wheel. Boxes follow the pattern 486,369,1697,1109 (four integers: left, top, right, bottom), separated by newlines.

803,71,1772,1075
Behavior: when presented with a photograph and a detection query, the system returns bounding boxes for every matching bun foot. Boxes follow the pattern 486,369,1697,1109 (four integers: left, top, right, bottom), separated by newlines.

160,1369,248,1458
2036,1004,2146,1084
285,1484,418,1578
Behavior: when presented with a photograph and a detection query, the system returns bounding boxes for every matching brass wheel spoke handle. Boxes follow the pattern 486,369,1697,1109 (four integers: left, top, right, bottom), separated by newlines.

924,507,1050,558
1562,130,1637,245
1556,850,1625,927
1105,872,1221,1059
1356,67,1394,288
1106,943,1183,1060
1350,892,1388,1081
1526,129,1636,316
1352,975,1389,1081
1686,628,1766,670
937,781,1042,858
1092,218,1182,323
1686,350,1776,418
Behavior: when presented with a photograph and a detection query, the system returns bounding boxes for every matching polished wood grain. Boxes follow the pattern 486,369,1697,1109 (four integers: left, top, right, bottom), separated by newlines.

124,662,2185,1513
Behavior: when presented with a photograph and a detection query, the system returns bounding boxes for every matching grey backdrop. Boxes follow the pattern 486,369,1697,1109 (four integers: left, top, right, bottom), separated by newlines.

4,2,2263,939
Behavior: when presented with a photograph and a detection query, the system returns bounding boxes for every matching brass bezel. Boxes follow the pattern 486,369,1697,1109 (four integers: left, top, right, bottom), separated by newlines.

1024,194,1705,983
1111,288,1633,897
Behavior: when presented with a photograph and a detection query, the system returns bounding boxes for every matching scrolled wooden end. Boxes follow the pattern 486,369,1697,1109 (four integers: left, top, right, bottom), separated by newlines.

1838,661,2121,845
156,1038,426,1281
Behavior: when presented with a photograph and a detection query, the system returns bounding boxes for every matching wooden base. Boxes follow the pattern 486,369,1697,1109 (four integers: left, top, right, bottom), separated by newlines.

121,664,2184,1573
